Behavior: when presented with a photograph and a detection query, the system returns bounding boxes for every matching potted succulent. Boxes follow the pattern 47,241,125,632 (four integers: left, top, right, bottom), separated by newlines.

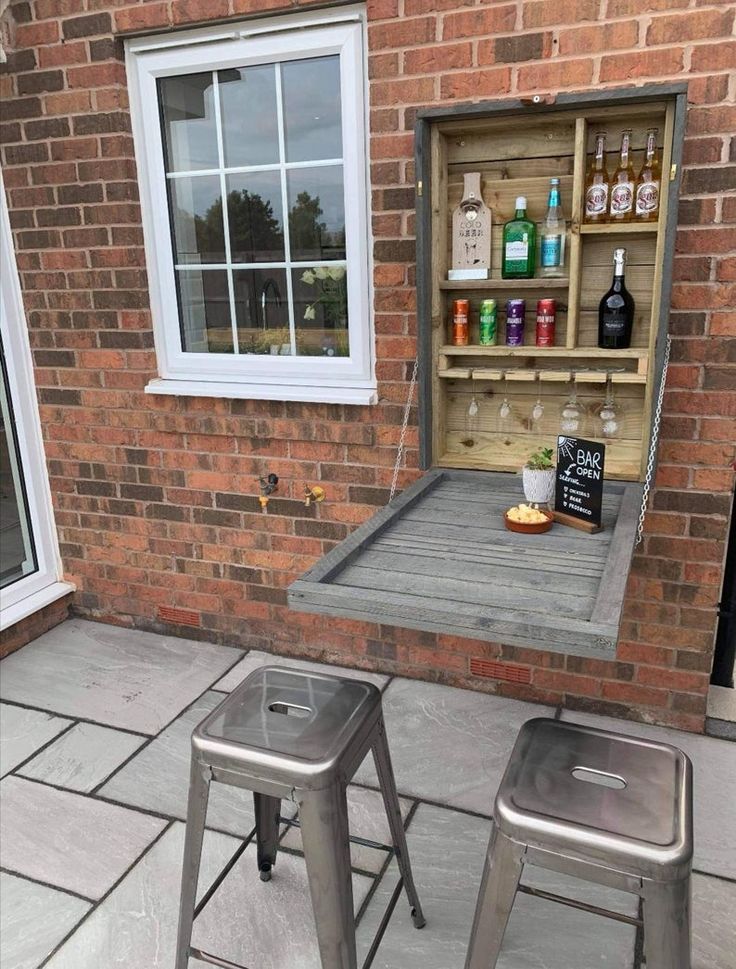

522,446,556,505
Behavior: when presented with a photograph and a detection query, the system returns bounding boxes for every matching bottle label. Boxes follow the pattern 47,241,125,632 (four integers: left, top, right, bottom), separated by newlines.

602,311,626,336
636,180,659,215
505,239,528,261
610,181,634,214
506,319,525,346
541,235,562,267
585,183,608,216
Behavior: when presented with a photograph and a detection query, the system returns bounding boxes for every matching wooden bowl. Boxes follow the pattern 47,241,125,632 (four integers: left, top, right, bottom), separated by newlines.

504,509,554,534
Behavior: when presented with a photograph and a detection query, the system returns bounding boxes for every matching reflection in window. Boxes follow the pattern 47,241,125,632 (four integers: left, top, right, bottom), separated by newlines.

227,172,284,264
158,54,349,359
160,73,219,172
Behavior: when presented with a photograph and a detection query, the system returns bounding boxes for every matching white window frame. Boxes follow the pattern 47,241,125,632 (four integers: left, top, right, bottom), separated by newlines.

0,175,75,630
125,6,376,405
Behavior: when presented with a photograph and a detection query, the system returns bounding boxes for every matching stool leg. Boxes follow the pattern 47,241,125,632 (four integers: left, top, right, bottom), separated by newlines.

464,826,525,969
642,876,691,969
175,758,211,969
254,793,281,882
372,717,425,928
299,785,357,969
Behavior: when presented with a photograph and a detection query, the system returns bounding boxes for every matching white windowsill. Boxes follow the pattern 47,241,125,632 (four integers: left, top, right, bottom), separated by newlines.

0,580,76,632
145,378,378,405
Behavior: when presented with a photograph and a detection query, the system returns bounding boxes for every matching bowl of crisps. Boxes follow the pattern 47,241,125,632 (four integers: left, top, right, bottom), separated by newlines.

504,503,554,534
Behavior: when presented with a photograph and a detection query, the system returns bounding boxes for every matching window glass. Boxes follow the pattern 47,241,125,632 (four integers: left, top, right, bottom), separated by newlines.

219,66,280,168
177,269,232,352
169,176,225,264
287,166,345,262
282,56,342,162
233,268,290,354
226,172,284,264
292,266,349,357
160,73,219,172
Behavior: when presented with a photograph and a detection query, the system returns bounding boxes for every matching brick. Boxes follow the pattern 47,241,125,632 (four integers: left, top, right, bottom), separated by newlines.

62,13,112,39
369,17,435,49
682,166,736,195
23,117,70,141
16,20,60,46
601,48,684,82
443,5,516,40
1,97,42,121
517,59,594,92
171,0,229,25
691,41,736,73
4,142,49,165
73,111,131,136
441,66,512,100
558,20,638,56
404,42,472,74
647,9,735,46
67,63,127,89
485,33,549,64
115,3,170,33
523,0,597,28
38,41,88,68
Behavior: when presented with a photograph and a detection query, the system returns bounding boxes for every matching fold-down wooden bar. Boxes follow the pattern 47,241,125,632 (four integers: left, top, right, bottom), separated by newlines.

290,470,643,658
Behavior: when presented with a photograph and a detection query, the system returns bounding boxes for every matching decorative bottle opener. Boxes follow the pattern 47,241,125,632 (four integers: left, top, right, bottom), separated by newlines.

449,172,492,280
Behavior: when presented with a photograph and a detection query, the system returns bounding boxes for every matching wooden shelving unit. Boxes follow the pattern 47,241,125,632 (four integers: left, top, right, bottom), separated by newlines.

423,94,678,482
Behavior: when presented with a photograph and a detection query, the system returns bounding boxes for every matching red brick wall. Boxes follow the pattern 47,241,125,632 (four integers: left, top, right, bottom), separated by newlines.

0,594,72,658
1,0,734,732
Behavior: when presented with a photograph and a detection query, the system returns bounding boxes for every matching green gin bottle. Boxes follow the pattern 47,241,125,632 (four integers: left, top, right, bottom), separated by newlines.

501,196,536,279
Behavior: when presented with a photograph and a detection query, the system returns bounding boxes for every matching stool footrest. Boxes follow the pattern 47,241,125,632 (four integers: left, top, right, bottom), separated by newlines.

517,884,643,928
280,815,394,854
190,947,252,969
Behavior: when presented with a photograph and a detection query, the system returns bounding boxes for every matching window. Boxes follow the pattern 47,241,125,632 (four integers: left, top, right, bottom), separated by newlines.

125,9,375,404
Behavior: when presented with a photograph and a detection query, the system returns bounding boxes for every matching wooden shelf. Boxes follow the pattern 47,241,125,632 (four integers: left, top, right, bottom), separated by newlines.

438,366,647,384
441,345,648,360
440,277,569,290
579,222,659,235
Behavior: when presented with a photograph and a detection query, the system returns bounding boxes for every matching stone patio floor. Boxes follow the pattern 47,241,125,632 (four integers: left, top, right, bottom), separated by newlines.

0,617,734,969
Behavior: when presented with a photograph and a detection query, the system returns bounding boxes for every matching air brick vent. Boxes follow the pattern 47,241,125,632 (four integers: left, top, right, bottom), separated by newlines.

470,658,531,684
158,605,201,628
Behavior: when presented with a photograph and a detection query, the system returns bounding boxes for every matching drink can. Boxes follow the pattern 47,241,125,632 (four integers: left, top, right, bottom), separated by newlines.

536,299,556,347
479,299,497,346
451,299,469,346
506,299,525,346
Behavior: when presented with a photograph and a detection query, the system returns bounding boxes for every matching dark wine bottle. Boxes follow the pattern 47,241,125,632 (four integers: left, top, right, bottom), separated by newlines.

598,247,634,349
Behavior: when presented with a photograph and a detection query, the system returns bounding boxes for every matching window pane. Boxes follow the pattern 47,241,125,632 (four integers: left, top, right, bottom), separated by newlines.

219,66,280,168
282,56,342,163
226,172,284,264
177,269,232,353
0,349,38,589
233,269,290,354
159,73,218,172
169,176,225,265
292,266,349,357
287,166,345,262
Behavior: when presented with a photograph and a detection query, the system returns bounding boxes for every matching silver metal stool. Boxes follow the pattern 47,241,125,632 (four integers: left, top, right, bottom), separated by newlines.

465,717,693,969
175,665,425,969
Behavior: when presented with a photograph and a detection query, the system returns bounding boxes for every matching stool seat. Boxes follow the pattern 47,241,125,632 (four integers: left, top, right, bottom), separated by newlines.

495,717,692,880
195,666,381,790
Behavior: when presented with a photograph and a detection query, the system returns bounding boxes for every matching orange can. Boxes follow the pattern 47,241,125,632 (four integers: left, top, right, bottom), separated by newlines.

451,299,470,346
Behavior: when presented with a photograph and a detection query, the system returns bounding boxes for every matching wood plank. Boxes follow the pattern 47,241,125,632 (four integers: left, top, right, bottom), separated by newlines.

441,345,648,360
567,116,586,347
580,223,659,236
439,277,569,291
590,482,644,626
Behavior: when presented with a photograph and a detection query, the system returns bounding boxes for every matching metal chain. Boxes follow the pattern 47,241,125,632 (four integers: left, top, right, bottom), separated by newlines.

636,335,672,546
390,358,419,502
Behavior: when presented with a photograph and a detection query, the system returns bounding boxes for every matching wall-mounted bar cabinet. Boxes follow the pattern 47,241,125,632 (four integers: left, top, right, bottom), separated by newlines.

289,85,687,659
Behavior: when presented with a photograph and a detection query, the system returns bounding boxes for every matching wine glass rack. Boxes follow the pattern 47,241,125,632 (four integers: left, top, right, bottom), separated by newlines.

422,90,680,482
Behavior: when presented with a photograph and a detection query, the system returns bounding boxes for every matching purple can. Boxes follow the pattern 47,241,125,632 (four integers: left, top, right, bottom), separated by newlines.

506,299,526,346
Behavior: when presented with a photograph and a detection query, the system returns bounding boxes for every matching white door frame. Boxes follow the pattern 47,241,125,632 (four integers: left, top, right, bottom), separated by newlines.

0,173,74,629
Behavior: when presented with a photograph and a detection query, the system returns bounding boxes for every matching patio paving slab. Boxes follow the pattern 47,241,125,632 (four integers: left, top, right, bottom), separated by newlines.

353,678,554,814
281,783,413,874
44,822,240,969
692,873,736,969
0,702,72,777
0,775,166,900
0,618,242,734
18,722,146,792
356,803,637,969
559,710,736,879
213,648,388,692
192,842,372,969
99,691,297,836
0,873,91,969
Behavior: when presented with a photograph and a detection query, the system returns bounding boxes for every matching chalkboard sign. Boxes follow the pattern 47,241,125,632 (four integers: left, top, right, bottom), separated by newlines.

555,436,605,528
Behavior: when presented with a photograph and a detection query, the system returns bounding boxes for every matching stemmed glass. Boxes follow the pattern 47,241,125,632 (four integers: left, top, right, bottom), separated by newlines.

594,372,624,439
463,374,480,447
560,372,584,435
530,373,545,427
497,371,514,437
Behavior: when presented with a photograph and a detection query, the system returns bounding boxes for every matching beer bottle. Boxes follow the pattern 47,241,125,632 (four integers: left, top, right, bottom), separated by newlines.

635,128,660,223
609,129,635,223
584,132,609,224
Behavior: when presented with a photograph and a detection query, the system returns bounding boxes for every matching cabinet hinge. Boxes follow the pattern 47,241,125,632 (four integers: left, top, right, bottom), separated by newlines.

670,163,677,181
416,180,423,197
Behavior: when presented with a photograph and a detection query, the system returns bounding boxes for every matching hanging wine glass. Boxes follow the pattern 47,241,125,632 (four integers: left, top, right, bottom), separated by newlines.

530,372,545,426
462,373,479,447
594,371,624,439
560,372,584,435
497,370,514,433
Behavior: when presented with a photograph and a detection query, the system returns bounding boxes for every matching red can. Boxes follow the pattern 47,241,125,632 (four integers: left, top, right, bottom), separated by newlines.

452,299,470,346
536,298,556,347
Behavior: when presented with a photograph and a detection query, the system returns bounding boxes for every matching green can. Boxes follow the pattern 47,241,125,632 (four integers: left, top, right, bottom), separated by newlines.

479,299,497,345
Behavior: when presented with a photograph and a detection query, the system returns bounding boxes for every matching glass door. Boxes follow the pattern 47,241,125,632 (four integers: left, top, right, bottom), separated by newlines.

0,175,73,627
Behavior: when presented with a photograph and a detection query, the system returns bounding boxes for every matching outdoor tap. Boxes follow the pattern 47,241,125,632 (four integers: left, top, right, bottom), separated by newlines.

303,485,325,507
258,473,279,513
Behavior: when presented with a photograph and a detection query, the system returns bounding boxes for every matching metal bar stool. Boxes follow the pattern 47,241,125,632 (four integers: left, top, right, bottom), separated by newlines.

465,717,693,969
175,666,425,969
